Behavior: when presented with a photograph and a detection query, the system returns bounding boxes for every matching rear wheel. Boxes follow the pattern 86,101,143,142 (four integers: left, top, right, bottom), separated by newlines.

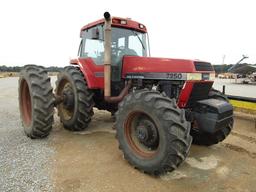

55,66,94,131
191,89,233,146
115,90,192,175
19,65,54,138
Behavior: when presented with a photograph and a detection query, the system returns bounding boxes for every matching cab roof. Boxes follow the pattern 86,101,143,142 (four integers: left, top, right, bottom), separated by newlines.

80,16,147,37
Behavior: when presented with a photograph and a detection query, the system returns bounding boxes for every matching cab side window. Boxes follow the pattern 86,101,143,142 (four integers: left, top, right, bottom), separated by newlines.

81,25,104,65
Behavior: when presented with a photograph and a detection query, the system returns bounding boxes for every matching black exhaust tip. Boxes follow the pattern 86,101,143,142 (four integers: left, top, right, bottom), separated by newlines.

104,12,111,21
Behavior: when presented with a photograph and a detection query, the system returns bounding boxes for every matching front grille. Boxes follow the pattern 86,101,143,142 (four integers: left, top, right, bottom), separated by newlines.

194,61,214,71
186,82,213,107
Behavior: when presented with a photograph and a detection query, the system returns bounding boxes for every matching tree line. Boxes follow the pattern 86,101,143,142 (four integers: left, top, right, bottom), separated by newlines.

0,65,63,72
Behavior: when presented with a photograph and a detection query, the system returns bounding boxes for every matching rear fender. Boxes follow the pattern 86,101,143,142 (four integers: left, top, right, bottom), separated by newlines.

69,58,104,89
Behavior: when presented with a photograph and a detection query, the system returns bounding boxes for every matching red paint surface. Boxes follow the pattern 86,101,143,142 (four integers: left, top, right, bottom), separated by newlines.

71,58,104,89
122,56,199,76
71,55,214,89
178,81,194,108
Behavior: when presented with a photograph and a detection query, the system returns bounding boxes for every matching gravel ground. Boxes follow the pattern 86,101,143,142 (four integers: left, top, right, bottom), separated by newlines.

0,77,54,192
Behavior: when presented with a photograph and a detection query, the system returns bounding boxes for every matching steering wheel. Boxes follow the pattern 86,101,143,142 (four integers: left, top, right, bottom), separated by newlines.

118,47,138,57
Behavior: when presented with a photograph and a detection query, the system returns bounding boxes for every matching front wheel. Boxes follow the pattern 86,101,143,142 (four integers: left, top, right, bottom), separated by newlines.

115,90,192,175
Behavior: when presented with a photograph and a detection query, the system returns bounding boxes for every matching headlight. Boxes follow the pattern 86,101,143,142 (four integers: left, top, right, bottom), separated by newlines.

186,73,215,80
187,73,202,80
209,73,215,80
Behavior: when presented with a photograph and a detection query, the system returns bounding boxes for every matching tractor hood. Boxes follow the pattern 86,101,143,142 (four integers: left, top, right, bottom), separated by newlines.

122,56,215,80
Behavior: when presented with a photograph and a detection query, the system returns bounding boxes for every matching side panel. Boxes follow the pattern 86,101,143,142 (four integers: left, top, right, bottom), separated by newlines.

71,58,104,89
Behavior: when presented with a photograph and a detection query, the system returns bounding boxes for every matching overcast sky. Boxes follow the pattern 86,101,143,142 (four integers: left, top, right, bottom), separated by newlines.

0,0,255,67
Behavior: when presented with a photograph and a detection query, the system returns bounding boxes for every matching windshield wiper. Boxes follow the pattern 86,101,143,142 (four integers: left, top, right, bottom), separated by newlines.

131,30,145,50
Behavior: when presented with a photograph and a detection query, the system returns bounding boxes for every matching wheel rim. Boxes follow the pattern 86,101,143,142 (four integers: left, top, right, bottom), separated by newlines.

124,111,159,158
56,79,75,121
20,79,32,126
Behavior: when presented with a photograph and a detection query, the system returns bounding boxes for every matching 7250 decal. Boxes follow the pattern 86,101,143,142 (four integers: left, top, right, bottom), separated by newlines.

166,73,182,79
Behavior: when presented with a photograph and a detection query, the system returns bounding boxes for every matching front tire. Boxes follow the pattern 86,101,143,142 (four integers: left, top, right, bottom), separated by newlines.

115,90,192,175
19,65,54,138
55,66,94,131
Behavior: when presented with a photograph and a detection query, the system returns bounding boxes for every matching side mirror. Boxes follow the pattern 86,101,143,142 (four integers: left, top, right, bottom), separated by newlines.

92,28,100,40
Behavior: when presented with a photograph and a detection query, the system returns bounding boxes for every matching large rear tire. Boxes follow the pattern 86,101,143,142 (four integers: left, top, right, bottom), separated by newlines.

55,66,94,131
191,89,233,146
115,90,192,175
19,65,54,139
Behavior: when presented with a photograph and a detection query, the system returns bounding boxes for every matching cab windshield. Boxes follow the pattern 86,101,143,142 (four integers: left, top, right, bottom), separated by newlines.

111,27,148,59
80,26,149,65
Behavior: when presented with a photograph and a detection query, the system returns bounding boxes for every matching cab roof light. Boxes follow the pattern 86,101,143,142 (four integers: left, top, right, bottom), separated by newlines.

112,18,127,25
120,20,127,25
139,24,144,29
112,18,119,24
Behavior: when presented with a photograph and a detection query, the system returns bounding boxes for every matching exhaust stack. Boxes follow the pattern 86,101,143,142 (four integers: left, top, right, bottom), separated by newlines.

103,12,112,98
103,12,132,103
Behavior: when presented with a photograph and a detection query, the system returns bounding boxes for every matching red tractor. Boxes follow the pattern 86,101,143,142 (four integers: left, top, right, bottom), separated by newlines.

19,12,233,175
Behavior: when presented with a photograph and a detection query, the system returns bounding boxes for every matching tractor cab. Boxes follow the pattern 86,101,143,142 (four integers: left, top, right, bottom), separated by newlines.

78,17,149,81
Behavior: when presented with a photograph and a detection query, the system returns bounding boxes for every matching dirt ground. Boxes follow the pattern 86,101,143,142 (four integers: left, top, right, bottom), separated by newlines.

1,77,256,192
51,109,256,192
